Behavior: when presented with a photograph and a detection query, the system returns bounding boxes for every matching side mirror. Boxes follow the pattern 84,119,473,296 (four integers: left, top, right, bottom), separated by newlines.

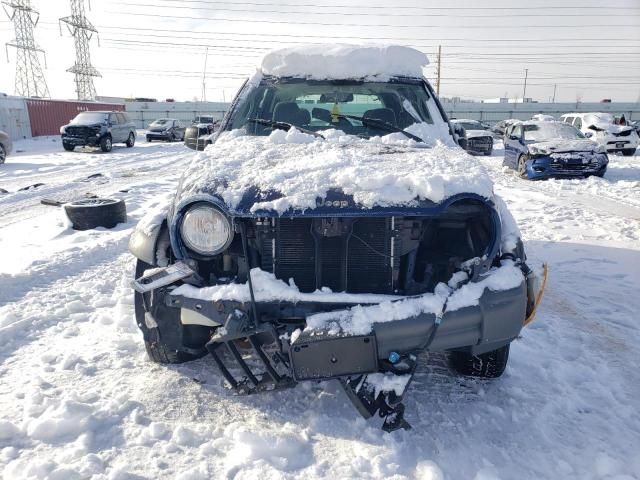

584,131,593,138
509,135,519,141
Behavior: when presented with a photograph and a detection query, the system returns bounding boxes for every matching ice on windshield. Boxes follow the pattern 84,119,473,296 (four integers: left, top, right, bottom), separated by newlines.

70,112,108,124
584,113,614,126
523,122,584,142
152,119,170,125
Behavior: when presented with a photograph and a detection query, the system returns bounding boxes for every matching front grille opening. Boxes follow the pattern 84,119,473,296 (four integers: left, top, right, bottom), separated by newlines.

248,199,495,296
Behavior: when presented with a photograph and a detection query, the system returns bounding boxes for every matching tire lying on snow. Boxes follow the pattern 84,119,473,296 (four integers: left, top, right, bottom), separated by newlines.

64,198,127,230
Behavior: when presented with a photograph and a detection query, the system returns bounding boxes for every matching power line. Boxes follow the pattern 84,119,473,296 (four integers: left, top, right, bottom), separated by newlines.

107,10,640,29
113,1,639,18
152,0,640,11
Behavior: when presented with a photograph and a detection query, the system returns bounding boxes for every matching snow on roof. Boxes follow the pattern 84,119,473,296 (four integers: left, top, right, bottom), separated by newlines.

182,127,494,214
259,44,428,81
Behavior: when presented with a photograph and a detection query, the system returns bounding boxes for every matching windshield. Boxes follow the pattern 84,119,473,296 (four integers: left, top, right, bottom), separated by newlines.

523,122,585,142
225,77,444,140
151,119,170,126
584,113,614,125
70,112,108,125
456,121,485,131
197,116,214,123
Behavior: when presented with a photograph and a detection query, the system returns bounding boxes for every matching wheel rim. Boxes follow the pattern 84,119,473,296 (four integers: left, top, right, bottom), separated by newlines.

518,156,527,176
71,198,117,207
106,139,112,149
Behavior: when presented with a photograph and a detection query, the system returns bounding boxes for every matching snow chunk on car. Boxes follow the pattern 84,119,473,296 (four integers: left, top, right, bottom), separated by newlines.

260,44,429,81
183,130,494,214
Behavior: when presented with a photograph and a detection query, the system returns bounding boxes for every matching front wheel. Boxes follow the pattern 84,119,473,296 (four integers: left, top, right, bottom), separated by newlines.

63,142,74,152
126,132,135,148
134,260,205,364
621,148,636,157
100,136,113,152
449,344,510,378
0,144,6,163
517,155,529,179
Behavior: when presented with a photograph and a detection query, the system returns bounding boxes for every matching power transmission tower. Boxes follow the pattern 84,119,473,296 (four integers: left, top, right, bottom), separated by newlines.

59,0,100,100
3,0,50,97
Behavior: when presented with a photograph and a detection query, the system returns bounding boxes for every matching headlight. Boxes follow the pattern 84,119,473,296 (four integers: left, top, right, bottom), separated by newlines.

529,146,546,155
60,126,66,134
180,204,233,255
595,145,606,154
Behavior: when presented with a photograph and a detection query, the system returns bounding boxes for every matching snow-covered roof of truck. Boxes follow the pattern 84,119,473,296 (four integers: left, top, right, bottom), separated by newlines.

259,44,429,81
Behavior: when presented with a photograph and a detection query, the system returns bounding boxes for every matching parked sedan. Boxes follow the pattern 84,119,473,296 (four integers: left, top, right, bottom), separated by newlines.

146,118,186,142
450,119,493,155
504,121,608,179
0,129,12,164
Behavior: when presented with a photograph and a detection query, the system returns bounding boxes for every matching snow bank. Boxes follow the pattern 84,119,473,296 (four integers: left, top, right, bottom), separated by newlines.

260,44,428,81
182,129,492,214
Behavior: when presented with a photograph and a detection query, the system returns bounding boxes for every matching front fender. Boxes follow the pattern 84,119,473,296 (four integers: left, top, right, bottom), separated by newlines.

129,215,169,266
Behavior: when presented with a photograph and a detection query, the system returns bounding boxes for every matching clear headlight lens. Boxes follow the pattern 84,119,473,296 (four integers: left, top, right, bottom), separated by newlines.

180,204,232,255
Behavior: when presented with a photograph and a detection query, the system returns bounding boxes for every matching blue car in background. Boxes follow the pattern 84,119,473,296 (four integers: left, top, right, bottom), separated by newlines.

503,121,608,180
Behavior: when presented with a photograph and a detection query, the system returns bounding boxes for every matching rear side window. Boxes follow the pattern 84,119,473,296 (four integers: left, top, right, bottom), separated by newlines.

563,117,574,125
573,117,582,129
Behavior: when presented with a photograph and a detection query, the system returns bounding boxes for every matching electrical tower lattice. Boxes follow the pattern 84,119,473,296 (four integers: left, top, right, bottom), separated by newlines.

3,0,50,98
60,0,100,100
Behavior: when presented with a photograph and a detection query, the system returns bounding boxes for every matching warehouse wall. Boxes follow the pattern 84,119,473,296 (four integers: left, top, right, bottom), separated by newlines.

0,96,31,141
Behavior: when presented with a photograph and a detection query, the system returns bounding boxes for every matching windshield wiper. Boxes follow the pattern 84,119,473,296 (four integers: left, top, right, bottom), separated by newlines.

247,118,325,139
334,114,426,144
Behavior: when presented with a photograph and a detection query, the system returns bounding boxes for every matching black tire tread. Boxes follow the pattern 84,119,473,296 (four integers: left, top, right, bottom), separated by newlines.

449,344,510,378
64,198,126,230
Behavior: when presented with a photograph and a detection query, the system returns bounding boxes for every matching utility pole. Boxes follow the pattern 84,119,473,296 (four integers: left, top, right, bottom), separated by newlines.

3,0,50,98
552,84,557,103
201,47,208,102
436,45,442,95
60,0,100,100
522,68,528,103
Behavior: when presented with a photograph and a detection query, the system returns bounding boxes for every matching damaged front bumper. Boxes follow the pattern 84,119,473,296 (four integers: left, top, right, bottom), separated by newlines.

132,260,545,430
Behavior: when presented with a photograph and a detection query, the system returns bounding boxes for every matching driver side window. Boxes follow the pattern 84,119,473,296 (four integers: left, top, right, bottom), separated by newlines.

512,125,522,139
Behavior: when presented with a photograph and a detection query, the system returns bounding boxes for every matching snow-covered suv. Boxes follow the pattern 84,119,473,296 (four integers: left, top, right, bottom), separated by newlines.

129,45,546,431
560,112,638,156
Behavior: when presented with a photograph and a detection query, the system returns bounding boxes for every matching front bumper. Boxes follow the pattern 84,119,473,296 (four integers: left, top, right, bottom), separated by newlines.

61,134,102,147
524,154,608,179
147,131,173,140
134,262,528,369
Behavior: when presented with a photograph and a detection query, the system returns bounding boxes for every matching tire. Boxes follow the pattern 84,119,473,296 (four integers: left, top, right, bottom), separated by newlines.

100,136,113,152
517,155,529,179
126,132,135,148
449,344,510,378
484,148,493,156
134,260,204,364
0,144,5,164
622,148,636,157
63,198,126,230
63,142,74,152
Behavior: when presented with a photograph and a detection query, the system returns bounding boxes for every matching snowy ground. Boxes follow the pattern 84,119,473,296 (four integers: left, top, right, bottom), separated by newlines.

1,135,639,479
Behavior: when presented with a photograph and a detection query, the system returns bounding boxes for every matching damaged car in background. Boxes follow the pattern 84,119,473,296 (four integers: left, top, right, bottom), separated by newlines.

504,120,608,179
129,45,547,432
450,118,494,155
